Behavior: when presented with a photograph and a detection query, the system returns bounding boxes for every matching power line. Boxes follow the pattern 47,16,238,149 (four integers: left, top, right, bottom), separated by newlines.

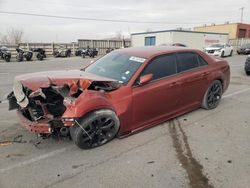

0,11,235,25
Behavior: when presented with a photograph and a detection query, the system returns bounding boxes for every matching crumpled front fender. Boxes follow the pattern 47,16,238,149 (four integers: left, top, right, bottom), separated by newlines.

62,90,115,121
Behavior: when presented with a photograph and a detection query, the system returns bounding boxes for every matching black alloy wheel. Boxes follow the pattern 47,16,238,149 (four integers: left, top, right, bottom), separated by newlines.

70,109,120,149
202,80,223,110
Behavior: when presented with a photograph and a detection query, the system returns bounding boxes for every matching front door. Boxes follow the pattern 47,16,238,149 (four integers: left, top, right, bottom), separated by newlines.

131,53,182,130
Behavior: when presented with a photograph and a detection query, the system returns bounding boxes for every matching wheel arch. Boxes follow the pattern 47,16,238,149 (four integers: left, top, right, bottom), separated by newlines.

62,90,116,122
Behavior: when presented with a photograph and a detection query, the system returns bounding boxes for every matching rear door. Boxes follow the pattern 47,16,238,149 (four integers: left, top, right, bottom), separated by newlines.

176,52,210,109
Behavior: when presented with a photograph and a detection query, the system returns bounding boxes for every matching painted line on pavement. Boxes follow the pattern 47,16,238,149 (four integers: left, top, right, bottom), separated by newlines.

223,87,250,98
0,147,68,173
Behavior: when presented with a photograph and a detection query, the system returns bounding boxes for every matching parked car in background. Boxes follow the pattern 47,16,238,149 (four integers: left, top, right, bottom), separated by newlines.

16,48,33,62
0,46,11,62
53,48,71,57
244,55,250,75
7,47,230,149
204,43,233,57
237,43,250,55
31,48,46,61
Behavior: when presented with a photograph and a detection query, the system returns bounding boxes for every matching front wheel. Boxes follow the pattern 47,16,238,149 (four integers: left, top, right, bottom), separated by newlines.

229,50,233,56
70,109,120,149
221,51,224,57
202,80,223,110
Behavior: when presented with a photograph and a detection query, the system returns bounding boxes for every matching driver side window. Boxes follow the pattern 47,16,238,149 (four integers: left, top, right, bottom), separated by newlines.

140,54,177,81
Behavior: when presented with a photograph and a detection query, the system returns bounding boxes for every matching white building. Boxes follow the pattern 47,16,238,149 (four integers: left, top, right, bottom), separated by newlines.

131,30,229,50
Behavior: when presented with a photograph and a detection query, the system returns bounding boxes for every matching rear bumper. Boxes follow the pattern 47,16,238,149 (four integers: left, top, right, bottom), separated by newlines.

16,110,51,133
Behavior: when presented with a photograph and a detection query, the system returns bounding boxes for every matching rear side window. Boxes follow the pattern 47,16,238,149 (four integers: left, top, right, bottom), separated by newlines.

176,52,207,73
141,54,177,80
198,56,208,66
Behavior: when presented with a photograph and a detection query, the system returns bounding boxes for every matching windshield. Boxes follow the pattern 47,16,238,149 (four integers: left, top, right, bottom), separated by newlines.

85,52,145,84
209,44,224,48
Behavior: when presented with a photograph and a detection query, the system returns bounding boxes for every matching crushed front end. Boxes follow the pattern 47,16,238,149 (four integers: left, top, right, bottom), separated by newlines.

7,74,120,138
8,80,76,135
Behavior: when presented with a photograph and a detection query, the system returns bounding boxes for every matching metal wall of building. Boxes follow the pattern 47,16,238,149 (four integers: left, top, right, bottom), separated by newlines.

131,30,229,50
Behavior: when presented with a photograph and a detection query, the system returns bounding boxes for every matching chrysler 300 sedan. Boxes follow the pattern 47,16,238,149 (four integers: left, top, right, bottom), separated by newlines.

7,47,230,149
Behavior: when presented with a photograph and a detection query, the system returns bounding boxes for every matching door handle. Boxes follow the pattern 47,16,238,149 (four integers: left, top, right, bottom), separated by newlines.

201,72,210,76
169,81,181,87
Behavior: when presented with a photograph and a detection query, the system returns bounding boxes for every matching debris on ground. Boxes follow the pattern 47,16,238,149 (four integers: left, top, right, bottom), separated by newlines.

0,135,27,147
147,161,155,164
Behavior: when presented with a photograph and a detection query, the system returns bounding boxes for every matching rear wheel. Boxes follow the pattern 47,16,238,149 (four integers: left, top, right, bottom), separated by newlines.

70,109,120,149
5,56,10,62
202,80,223,110
37,54,44,61
16,54,23,62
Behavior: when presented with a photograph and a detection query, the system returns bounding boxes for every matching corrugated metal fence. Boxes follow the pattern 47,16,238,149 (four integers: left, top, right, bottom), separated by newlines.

1,39,131,59
1,43,79,58
229,38,250,52
78,39,131,55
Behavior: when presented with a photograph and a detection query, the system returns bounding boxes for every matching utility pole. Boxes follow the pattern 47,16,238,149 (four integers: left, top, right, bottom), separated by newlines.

240,7,244,23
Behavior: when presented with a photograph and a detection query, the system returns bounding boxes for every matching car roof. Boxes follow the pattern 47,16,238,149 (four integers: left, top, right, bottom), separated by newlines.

115,46,200,59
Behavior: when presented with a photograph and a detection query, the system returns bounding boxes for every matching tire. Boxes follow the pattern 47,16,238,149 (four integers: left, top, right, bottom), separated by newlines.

37,54,43,61
229,50,233,56
70,109,120,149
221,51,224,57
26,57,32,61
246,71,250,76
16,55,23,62
202,80,223,110
5,56,10,62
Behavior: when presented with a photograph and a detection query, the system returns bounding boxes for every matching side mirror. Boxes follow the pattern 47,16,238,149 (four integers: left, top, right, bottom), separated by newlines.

139,74,153,85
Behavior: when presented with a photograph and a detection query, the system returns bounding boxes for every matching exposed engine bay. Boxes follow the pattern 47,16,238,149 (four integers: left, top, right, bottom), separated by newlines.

7,78,120,137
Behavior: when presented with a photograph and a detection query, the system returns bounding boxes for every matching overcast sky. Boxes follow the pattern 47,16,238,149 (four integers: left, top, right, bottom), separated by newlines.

0,0,250,42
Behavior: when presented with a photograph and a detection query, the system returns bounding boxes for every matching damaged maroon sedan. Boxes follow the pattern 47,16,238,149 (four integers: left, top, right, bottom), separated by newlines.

7,47,230,149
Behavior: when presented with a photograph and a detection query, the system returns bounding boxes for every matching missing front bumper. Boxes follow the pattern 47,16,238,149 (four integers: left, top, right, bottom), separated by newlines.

16,110,51,133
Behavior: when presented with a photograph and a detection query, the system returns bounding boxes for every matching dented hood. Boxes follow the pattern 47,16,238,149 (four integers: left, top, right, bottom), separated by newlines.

15,69,117,91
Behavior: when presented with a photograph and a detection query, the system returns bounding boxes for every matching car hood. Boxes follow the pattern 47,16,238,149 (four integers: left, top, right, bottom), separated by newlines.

15,69,117,91
205,47,222,51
